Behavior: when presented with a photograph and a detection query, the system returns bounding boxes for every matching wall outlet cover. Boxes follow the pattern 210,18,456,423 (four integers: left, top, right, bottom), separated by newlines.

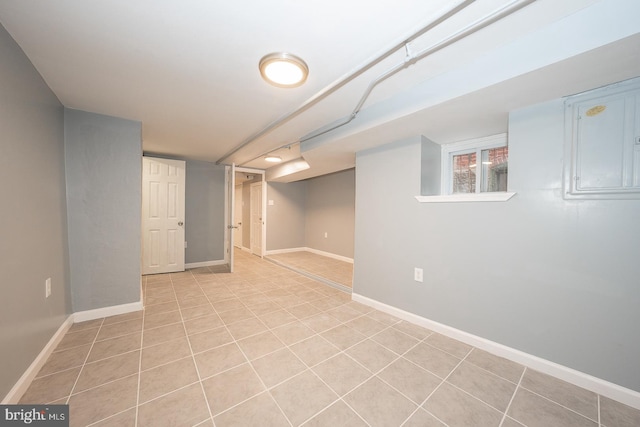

414,268,423,283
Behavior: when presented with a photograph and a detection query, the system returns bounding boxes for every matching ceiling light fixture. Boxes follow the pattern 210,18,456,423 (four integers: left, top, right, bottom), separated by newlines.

264,155,282,163
259,52,308,88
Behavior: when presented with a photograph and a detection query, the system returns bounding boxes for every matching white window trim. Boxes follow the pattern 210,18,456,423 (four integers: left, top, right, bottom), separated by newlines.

441,133,509,195
415,192,516,203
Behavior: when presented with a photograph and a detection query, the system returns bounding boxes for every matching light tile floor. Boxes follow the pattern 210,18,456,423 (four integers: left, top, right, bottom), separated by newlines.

20,251,640,426
267,251,353,289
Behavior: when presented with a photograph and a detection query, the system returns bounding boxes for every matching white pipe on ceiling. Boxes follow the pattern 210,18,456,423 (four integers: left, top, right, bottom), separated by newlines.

215,0,476,165
220,0,538,167
298,0,537,145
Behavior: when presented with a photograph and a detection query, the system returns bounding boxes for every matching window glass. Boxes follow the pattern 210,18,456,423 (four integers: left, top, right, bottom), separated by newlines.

481,146,508,192
452,152,476,193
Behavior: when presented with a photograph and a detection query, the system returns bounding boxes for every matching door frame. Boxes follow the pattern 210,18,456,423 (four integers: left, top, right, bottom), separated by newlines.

250,181,264,256
234,184,243,249
224,166,266,269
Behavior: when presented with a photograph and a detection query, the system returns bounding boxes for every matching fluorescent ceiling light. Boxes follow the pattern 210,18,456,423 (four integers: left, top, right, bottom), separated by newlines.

266,157,310,181
259,53,308,88
265,155,282,163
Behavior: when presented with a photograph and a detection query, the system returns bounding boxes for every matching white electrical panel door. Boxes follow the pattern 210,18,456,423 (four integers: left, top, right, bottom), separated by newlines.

575,94,629,191
564,77,640,199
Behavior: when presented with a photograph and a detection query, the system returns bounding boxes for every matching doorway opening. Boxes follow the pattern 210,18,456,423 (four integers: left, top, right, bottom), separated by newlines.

224,166,266,273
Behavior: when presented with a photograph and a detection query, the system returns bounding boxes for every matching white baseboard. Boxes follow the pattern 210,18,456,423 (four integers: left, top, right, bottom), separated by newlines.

4,300,144,404
265,247,307,256
2,315,74,404
185,259,226,269
265,247,354,264
305,247,354,264
73,301,143,323
352,292,640,411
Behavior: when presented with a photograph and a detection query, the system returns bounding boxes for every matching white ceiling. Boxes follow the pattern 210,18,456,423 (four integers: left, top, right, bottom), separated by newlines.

1,0,638,181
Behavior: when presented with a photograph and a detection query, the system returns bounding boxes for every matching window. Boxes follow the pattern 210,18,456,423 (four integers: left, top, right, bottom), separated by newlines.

443,134,509,195
564,77,640,199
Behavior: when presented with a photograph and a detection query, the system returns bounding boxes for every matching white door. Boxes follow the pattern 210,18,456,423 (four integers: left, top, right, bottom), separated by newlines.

142,157,186,275
225,164,236,272
250,181,263,256
234,185,243,248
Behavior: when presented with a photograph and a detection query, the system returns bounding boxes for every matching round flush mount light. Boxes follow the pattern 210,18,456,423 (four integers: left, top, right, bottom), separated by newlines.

259,52,308,88
264,155,282,163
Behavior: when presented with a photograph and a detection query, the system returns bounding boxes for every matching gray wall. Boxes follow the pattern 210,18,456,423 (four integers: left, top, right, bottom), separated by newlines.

266,181,306,250
354,99,640,392
0,24,71,398
65,109,142,312
305,169,355,258
185,160,226,263
265,169,356,258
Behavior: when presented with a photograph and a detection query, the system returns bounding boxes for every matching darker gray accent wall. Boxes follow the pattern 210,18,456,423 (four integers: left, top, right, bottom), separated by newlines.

354,100,640,392
185,160,226,263
305,169,355,258
64,109,142,312
0,24,70,399
266,182,306,251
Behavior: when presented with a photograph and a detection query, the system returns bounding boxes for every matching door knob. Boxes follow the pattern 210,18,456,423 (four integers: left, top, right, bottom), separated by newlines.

178,221,184,226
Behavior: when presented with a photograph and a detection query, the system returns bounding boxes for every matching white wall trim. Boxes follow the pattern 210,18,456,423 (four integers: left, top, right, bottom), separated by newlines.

305,247,354,264
415,192,516,203
266,247,354,264
185,259,226,269
2,315,74,404
265,247,308,256
352,292,640,410
4,301,143,403
73,301,143,323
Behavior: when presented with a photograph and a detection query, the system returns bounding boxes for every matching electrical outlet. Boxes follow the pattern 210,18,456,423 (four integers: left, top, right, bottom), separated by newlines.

414,268,423,283
45,278,52,298
324,232,328,238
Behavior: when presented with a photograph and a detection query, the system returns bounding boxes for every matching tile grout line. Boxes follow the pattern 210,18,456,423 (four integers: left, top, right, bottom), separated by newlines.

195,268,295,427
264,313,418,426
189,270,431,426
363,333,436,415
403,345,472,426
134,275,147,427
155,264,449,426
172,270,218,427
518,384,601,424
64,317,106,405
153,259,432,424
498,366,527,427
196,259,356,426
